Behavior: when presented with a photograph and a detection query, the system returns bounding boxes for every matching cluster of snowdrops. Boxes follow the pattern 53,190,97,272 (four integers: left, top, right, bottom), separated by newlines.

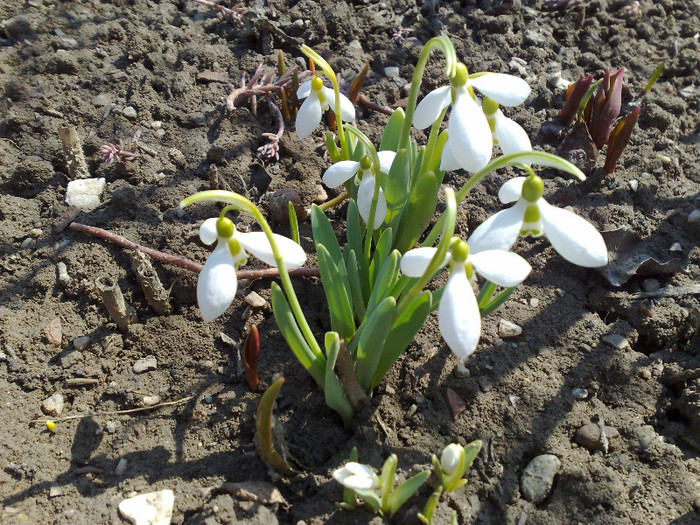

180,37,608,520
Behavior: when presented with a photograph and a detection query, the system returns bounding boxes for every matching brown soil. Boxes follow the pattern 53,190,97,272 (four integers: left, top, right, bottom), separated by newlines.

1,1,699,524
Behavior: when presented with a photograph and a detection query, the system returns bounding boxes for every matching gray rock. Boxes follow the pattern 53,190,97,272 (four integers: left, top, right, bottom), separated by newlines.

122,106,138,120
42,393,65,417
118,490,174,525
574,423,619,452
244,291,266,308
114,457,128,476
133,355,157,374
65,178,106,212
498,319,522,338
384,66,400,78
642,278,660,292
73,336,90,351
93,94,111,106
688,209,700,223
57,262,71,287
571,388,589,400
520,454,561,504
602,334,629,350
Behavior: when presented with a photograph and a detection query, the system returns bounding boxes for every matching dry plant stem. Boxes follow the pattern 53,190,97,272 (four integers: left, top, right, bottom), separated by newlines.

357,94,393,116
129,251,172,315
68,222,320,279
335,341,370,411
57,125,90,179
31,396,194,423
95,275,136,331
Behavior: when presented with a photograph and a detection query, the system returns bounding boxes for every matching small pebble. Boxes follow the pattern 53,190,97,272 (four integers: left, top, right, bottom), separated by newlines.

65,178,106,212
642,278,660,292
49,485,63,498
498,319,522,338
602,334,629,350
688,209,700,223
313,184,328,203
640,369,652,380
118,490,174,525
57,262,71,287
30,228,43,237
244,291,266,308
203,395,214,404
73,336,90,351
384,66,400,78
348,39,362,51
384,385,396,395
669,242,682,253
93,94,111,106
105,420,119,434
572,388,589,400
122,106,137,120
406,404,418,418
520,454,561,504
529,297,540,307
141,395,161,406
42,393,65,417
168,148,186,169
114,458,128,476
555,288,565,297
547,71,571,90
20,237,34,249
150,120,162,130
574,423,619,452
628,179,639,191
132,355,157,374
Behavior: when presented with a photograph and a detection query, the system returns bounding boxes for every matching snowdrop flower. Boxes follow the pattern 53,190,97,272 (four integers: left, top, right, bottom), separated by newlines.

413,63,531,173
467,175,609,268
197,216,306,322
322,153,396,229
440,444,464,475
401,238,531,359
296,76,356,140
333,462,380,491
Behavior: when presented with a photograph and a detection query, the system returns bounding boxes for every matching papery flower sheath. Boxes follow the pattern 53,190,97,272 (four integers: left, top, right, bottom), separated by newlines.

197,216,306,322
296,76,356,140
413,64,531,173
333,462,380,491
467,175,609,268
322,153,396,229
401,239,531,359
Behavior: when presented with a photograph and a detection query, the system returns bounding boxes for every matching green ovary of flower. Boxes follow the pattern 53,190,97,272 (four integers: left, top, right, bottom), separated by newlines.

217,216,234,238
450,237,469,263
450,62,469,87
359,155,372,170
521,174,544,202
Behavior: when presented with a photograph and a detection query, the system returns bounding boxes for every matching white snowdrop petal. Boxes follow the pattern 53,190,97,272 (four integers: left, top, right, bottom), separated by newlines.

357,176,386,229
333,463,379,490
322,87,356,122
495,112,532,157
441,444,463,475
538,200,609,267
197,243,238,322
322,160,360,188
296,80,312,99
470,250,532,287
400,247,440,277
498,177,526,203
467,200,527,253
448,93,492,173
439,265,481,360
238,232,306,269
439,138,462,172
377,150,396,173
296,94,322,140
470,73,531,107
199,218,220,245
413,86,452,129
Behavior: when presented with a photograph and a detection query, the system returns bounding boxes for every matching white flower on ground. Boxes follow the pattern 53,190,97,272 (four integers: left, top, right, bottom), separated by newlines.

296,76,356,140
467,175,609,268
333,462,380,491
322,153,396,229
400,239,531,359
197,216,306,322
413,64,531,173
440,444,464,475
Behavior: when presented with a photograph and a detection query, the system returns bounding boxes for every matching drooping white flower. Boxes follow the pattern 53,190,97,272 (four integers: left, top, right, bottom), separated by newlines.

400,239,531,359
333,462,380,491
467,175,609,268
413,64,531,173
322,153,396,229
296,76,356,140
440,444,464,475
197,216,306,322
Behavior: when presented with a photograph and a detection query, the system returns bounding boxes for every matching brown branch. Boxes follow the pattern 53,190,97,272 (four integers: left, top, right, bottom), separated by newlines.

68,222,320,279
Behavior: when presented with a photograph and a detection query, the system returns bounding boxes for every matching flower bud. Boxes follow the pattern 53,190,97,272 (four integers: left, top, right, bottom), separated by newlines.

440,443,464,475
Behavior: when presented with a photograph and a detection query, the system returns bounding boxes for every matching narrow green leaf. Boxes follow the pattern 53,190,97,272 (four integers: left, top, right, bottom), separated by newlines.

369,228,393,286
389,470,431,516
346,250,367,319
256,377,296,475
288,201,300,245
312,204,352,299
323,332,355,423
270,282,325,387
371,290,431,389
480,286,515,317
356,297,396,391
429,286,445,314
366,250,400,316
380,454,398,513
353,489,382,511
317,244,356,339
383,148,410,235
379,108,405,152
463,440,483,471
395,171,439,253
325,131,341,164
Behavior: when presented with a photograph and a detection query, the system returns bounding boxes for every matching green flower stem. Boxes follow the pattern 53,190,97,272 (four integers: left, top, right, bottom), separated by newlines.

318,190,348,211
302,45,349,158
180,190,323,359
395,188,456,317
422,150,585,247
398,36,457,153
420,107,448,175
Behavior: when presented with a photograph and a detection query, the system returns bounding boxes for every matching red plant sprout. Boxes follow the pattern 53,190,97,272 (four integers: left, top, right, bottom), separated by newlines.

604,106,640,174
589,68,625,149
559,73,594,124
98,140,137,164
243,324,260,391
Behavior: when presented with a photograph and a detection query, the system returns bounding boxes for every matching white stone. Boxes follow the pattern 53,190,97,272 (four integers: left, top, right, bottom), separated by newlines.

628,179,639,191
244,291,267,308
688,209,700,223
65,178,106,212
42,393,64,417
498,319,523,338
118,490,174,525
548,71,571,91
603,334,629,350
73,336,91,350
114,458,128,476
133,355,157,374
122,106,138,120
384,66,400,78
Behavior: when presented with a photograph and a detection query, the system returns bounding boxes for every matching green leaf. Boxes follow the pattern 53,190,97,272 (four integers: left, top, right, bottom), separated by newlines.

270,283,325,387
317,244,356,339
346,250,367,319
366,250,400,316
379,108,405,152
380,454,398,513
288,201,300,245
395,171,439,252
256,377,296,475
369,228,393,287
383,148,410,235
325,131,341,163
311,204,352,300
428,129,448,186
480,286,515,317
323,332,355,423
355,297,396,392
371,290,431,389
353,489,382,511
388,470,431,516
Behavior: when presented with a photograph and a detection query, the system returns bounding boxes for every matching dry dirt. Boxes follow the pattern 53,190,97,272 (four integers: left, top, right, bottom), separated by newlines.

1,0,699,524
